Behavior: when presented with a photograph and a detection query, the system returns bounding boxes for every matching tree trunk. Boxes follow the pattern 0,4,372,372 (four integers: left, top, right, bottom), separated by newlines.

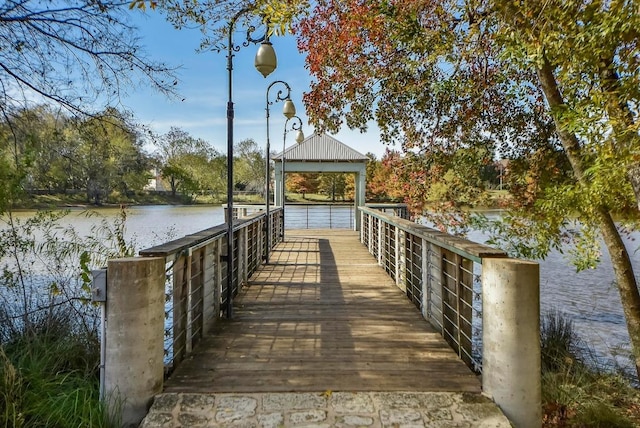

170,177,177,197
596,207,640,377
537,58,640,379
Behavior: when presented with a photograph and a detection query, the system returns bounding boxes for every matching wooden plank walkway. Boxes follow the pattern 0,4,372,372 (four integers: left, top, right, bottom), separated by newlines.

164,230,480,394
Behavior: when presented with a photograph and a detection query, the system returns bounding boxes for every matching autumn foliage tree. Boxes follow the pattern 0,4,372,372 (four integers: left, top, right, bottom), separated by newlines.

286,173,318,199
294,0,640,378
366,151,404,202
154,127,222,200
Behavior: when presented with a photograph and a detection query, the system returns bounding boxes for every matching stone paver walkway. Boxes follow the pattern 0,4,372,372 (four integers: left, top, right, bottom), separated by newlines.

140,391,511,428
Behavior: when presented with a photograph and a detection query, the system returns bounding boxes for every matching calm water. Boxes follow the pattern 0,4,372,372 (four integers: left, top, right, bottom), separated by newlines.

4,205,637,372
466,226,638,373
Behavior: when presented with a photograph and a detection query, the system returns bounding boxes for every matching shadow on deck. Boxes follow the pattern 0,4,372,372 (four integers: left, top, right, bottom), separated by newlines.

163,230,480,394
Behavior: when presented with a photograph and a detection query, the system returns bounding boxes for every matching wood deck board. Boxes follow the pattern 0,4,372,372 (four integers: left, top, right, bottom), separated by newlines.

164,229,480,394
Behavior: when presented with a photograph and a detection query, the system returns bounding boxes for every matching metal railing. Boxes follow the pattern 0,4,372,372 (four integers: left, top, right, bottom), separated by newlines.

284,204,355,229
360,206,507,371
365,203,410,219
138,207,283,375
233,203,356,230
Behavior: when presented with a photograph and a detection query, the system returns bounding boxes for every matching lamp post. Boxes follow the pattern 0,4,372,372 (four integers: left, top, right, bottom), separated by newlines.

281,115,304,240
225,8,276,318
265,81,295,264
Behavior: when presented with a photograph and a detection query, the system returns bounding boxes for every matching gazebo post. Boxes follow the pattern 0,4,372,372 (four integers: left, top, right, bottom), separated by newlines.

355,166,366,231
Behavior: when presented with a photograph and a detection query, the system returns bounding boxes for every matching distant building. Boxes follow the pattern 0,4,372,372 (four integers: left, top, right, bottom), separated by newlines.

495,159,509,190
144,168,167,191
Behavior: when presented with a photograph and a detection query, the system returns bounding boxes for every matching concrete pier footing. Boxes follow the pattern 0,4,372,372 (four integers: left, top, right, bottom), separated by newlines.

482,257,541,428
105,257,166,427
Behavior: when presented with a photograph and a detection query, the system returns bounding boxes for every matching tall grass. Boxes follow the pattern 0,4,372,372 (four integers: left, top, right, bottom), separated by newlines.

0,310,117,427
541,311,640,427
0,209,134,428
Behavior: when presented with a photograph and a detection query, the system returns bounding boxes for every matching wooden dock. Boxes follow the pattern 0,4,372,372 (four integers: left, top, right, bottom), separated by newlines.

164,230,480,394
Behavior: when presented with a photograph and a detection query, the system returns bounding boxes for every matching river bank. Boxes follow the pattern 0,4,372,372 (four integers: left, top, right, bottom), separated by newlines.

8,190,356,210
7,190,216,210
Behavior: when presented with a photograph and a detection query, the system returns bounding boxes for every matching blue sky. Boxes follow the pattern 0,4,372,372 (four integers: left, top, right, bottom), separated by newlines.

124,9,388,158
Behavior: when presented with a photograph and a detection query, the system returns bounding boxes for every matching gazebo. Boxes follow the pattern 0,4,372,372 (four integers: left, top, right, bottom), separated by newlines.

272,133,369,230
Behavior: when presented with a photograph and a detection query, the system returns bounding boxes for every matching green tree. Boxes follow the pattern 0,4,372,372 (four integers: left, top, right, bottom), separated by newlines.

155,127,219,200
73,109,150,204
234,138,266,193
0,107,68,193
0,106,153,201
208,154,228,199
0,1,177,214
318,173,350,202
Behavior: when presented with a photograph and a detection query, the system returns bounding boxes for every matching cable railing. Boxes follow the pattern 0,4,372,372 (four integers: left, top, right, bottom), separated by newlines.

284,204,355,229
360,206,507,371
232,203,357,230
137,208,282,375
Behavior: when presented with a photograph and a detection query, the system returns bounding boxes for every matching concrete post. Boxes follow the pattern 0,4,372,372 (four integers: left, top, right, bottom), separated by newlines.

105,257,165,427
482,258,541,428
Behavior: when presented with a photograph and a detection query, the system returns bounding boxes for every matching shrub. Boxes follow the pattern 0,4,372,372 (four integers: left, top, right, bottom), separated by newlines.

0,315,116,428
540,310,640,427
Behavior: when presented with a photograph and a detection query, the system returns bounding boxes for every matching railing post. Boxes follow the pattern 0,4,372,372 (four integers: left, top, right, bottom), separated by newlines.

394,226,401,287
203,243,216,334
367,213,373,252
441,249,459,355
457,254,474,367
173,255,188,365
429,242,444,333
482,258,541,428
197,249,205,336
185,251,193,354
421,237,429,320
240,227,248,286
377,218,383,266
259,217,265,262
105,257,165,427
282,205,286,237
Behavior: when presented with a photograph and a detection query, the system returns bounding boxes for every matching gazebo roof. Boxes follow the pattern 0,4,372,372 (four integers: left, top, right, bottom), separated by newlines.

273,133,369,163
